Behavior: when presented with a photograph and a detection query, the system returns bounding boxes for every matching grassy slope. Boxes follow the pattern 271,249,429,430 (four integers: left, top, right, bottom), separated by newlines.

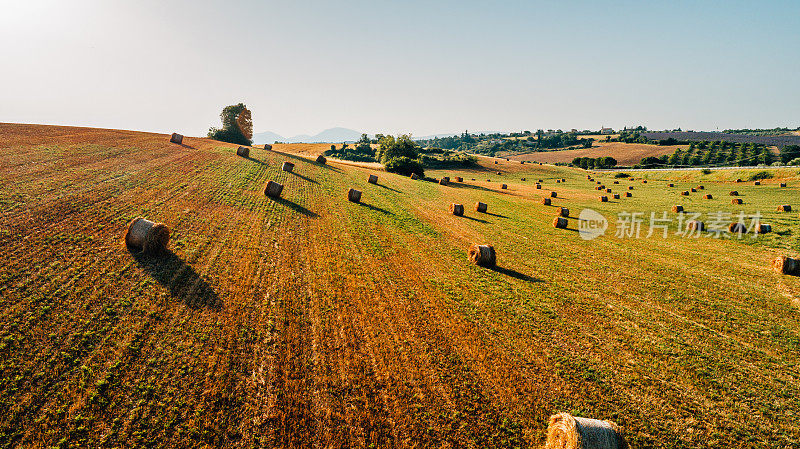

1,124,800,448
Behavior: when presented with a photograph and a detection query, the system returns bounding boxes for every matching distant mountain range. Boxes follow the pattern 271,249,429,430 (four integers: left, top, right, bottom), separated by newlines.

253,127,364,144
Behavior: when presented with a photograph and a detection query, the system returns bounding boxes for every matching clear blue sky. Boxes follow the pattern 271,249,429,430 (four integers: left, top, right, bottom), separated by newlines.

1,0,798,137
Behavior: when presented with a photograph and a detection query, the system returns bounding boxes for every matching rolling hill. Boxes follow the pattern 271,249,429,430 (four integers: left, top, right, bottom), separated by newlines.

1,123,800,448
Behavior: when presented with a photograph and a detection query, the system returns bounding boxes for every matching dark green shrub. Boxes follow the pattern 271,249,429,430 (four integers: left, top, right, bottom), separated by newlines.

749,171,773,181
384,157,424,177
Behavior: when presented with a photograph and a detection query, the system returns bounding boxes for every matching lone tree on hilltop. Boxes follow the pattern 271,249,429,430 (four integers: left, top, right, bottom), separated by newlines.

208,103,253,146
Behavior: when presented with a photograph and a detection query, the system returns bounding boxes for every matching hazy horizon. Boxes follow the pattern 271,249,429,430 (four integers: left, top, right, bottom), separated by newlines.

1,0,798,138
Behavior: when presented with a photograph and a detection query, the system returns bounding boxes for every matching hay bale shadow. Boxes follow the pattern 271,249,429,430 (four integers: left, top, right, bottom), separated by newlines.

488,266,543,283
360,203,394,215
289,171,319,184
243,156,269,166
131,250,221,309
460,215,489,223
484,212,508,219
178,143,197,150
374,183,402,193
275,198,319,217
448,182,498,194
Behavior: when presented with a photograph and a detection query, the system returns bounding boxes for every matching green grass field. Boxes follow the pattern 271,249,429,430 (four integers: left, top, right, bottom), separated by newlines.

1,124,799,448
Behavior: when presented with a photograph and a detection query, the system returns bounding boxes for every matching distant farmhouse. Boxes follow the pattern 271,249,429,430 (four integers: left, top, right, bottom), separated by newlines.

600,127,614,134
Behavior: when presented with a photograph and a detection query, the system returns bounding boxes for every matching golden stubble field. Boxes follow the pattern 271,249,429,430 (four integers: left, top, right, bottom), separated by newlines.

497,141,684,166
1,123,800,448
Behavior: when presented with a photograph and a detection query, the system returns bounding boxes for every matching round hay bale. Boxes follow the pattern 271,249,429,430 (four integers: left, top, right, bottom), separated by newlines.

264,180,284,198
729,222,747,234
613,181,619,184
773,256,799,275
169,133,183,144
672,205,684,213
536,184,542,189
628,186,634,190
558,207,569,217
758,223,772,233
754,181,761,185
690,188,697,192
282,161,294,172
703,194,713,199
264,144,273,150
496,171,502,175
468,244,496,267
729,191,739,196
521,177,526,181
544,412,626,449
596,181,601,184
595,186,605,190
556,179,561,183
605,188,612,193
439,177,450,186
501,184,508,189
777,205,792,212
455,176,463,182
476,202,488,213
687,220,705,231
681,191,690,196
316,154,327,164
541,197,552,205
613,194,620,199
732,198,743,204
550,191,558,198
237,146,250,157
553,216,568,229
125,217,170,254
642,180,647,184
599,196,608,202
668,183,674,187
347,188,362,203
410,173,420,180
625,192,632,197
698,185,705,190
780,183,787,187
736,178,743,182
368,174,379,184
494,161,498,164
561,178,566,182
450,203,464,216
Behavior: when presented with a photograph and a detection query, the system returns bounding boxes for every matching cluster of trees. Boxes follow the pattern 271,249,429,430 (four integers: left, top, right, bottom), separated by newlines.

323,134,427,176
419,147,477,168
571,156,617,169
416,130,592,157
324,137,377,162
780,145,800,164
632,141,785,168
662,141,775,167
723,127,800,136
207,103,253,146
377,134,425,176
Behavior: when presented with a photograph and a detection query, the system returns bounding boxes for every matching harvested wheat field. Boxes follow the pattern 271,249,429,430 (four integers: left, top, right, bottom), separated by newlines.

2,123,800,448
501,141,684,166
